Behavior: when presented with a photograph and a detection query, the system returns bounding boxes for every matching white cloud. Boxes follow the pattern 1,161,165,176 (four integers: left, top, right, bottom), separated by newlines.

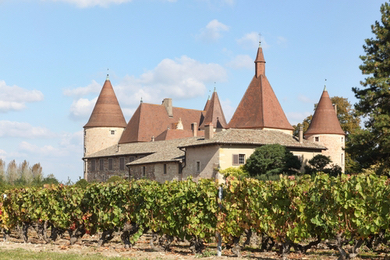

0,149,6,161
67,56,227,121
237,32,269,50
226,54,253,70
63,80,101,97
69,97,97,121
286,111,312,126
196,19,229,42
0,121,54,138
0,80,44,113
19,141,69,157
47,0,133,8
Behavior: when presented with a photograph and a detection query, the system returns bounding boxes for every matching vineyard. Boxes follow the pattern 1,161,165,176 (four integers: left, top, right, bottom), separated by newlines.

1,173,390,260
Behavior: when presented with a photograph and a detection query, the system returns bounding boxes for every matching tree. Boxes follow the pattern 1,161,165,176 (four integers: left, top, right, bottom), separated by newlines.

243,144,301,179
304,154,342,177
0,159,5,183
350,2,390,175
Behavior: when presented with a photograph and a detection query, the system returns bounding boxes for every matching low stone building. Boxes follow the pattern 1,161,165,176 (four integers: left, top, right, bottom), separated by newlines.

82,44,344,182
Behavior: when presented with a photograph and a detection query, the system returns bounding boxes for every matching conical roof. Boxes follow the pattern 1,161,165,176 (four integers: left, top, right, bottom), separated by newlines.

227,47,293,131
84,77,127,128
305,89,345,136
199,90,227,129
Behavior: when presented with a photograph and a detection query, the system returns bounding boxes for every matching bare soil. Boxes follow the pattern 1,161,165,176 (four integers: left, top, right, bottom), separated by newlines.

0,229,387,260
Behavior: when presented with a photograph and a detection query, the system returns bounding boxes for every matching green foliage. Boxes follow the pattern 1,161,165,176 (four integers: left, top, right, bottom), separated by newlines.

350,2,390,174
304,155,342,177
243,144,301,179
74,178,89,189
219,166,248,179
107,176,125,183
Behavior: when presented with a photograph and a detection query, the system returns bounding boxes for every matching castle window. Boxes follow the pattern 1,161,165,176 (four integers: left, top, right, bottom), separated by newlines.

91,160,96,171
142,166,146,177
99,159,104,171
108,159,113,170
164,164,167,174
233,154,246,165
196,161,201,173
341,137,344,142
110,130,115,135
129,156,135,162
315,136,319,142
120,158,125,170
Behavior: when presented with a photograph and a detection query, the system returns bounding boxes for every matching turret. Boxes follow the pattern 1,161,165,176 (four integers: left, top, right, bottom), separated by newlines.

305,87,345,172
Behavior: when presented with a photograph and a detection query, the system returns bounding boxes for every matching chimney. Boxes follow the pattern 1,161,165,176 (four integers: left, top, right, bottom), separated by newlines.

162,98,173,117
299,125,303,144
151,136,155,142
191,122,198,137
205,123,214,139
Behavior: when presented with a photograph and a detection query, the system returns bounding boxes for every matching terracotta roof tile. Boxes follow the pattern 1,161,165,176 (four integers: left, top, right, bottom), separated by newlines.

199,91,227,129
305,89,345,136
227,47,293,131
118,103,204,144
84,79,127,128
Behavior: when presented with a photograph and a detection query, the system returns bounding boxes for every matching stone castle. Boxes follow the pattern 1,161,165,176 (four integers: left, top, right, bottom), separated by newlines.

82,45,345,182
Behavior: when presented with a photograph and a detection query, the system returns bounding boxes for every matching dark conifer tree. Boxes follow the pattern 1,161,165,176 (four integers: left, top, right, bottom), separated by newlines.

350,2,390,174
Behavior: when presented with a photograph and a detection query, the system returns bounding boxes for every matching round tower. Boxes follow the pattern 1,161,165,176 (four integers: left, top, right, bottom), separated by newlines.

83,75,127,178
304,87,345,172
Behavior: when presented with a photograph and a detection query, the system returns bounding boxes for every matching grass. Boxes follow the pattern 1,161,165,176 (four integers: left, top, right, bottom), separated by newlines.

0,248,132,260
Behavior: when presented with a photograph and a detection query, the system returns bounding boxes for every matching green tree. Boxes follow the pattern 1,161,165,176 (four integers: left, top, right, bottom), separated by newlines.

243,144,301,179
304,154,342,177
350,2,390,175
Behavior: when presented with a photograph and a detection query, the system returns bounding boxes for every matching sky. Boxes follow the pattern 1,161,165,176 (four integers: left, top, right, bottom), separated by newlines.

0,0,386,182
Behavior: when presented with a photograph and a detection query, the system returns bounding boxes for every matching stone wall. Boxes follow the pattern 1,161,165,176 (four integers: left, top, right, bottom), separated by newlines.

84,127,125,157
182,145,219,181
306,134,345,172
129,162,181,183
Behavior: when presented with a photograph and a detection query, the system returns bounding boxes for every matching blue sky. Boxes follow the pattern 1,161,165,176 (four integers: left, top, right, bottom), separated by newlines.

0,0,385,182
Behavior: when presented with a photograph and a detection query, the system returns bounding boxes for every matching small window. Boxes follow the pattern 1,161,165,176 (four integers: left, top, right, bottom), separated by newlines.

91,159,96,171
163,164,167,174
196,161,201,172
120,158,125,170
233,154,246,165
341,153,344,166
108,159,113,170
129,156,135,162
99,159,104,171
341,137,344,142
315,136,319,142
110,130,115,135
142,166,146,177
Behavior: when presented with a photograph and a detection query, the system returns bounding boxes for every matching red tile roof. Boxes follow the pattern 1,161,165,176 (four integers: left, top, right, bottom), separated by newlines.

227,47,293,131
84,78,127,128
118,102,204,143
199,91,227,129
305,89,345,136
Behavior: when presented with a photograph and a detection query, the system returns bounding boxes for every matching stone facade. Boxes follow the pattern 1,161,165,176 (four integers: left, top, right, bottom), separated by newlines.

129,162,181,182
306,134,345,172
182,145,220,181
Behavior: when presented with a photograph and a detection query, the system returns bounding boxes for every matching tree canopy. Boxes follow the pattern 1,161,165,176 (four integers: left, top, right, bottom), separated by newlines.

243,144,301,179
349,2,390,175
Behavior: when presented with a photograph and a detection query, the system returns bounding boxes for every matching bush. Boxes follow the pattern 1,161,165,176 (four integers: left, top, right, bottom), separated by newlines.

304,154,342,177
107,175,125,183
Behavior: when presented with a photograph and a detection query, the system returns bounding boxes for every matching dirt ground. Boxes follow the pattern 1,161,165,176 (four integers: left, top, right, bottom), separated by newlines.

0,230,387,260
